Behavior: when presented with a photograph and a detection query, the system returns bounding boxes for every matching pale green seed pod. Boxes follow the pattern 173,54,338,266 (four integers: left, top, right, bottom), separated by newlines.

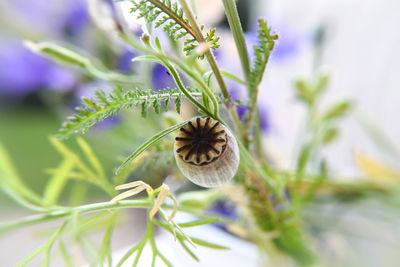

174,117,239,188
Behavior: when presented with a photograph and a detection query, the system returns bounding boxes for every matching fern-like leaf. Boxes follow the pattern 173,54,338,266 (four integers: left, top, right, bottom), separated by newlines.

250,18,278,91
56,87,201,140
130,0,219,55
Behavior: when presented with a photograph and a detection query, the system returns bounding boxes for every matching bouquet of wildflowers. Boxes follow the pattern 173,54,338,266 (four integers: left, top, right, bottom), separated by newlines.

1,0,399,266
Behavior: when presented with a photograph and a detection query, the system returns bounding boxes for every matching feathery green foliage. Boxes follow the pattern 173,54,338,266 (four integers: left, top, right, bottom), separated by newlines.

56,87,201,140
250,18,278,91
130,0,220,55
7,1,394,266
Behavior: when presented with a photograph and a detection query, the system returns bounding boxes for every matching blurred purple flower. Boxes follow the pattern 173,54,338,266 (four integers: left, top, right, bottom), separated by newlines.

229,86,248,120
258,105,270,133
152,63,177,90
207,200,238,230
0,44,75,97
93,115,121,130
63,0,90,37
118,47,136,73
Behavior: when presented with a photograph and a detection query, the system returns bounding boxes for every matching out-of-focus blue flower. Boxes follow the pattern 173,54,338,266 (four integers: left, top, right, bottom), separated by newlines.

63,0,90,37
207,200,238,230
0,43,75,97
258,105,270,133
152,63,177,90
118,46,136,73
228,85,248,120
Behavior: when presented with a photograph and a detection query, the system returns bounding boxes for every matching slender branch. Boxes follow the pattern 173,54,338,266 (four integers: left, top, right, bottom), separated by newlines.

221,0,251,83
237,139,277,193
0,199,152,234
149,0,196,38
161,59,217,119
178,0,245,138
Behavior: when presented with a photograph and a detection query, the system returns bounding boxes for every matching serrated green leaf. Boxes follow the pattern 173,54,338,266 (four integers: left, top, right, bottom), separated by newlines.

56,87,201,140
175,95,181,113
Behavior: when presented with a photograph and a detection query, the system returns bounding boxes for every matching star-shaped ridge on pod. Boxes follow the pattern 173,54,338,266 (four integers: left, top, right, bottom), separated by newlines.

175,117,228,166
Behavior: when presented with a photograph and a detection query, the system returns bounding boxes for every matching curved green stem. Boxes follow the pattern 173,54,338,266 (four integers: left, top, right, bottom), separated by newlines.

178,0,245,140
162,59,218,119
222,0,251,83
0,199,152,235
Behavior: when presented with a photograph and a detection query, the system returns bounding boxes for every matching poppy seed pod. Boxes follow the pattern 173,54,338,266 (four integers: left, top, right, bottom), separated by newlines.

174,117,239,188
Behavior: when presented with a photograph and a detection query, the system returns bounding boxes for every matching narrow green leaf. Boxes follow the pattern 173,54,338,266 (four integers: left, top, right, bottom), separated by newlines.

174,96,181,113
296,144,312,179
49,137,96,183
116,244,139,267
97,213,119,267
0,187,47,213
202,71,213,86
190,237,229,250
58,239,73,267
0,141,42,205
77,137,105,178
322,101,352,121
221,0,250,82
25,41,138,84
141,100,148,117
16,221,67,267
43,159,75,207
202,91,211,111
132,55,161,63
295,80,313,104
178,218,219,228
178,239,199,261
116,120,190,174
321,128,339,144
221,70,246,85
25,41,87,67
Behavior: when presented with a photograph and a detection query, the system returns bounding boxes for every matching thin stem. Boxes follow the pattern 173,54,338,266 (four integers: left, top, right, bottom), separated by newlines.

245,84,260,147
121,33,213,104
149,0,196,38
0,199,152,234
161,59,218,120
178,0,245,139
222,0,251,83
237,139,277,194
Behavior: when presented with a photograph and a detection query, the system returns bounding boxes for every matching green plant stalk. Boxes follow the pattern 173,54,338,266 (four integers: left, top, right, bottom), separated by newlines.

149,0,196,38
245,85,261,147
121,33,219,117
152,37,220,117
221,0,251,83
161,59,218,119
237,139,277,194
0,199,152,235
16,221,67,267
43,159,75,207
178,0,245,140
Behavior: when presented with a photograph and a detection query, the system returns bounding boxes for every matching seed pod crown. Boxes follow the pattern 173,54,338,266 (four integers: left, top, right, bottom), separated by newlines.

175,117,227,166
174,117,239,188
